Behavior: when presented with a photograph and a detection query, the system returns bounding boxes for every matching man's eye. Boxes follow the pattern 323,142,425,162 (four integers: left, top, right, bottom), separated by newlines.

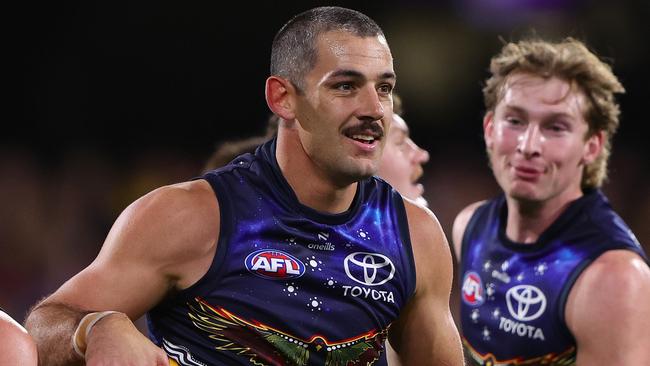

547,122,569,133
335,83,353,91
506,117,523,125
378,84,392,94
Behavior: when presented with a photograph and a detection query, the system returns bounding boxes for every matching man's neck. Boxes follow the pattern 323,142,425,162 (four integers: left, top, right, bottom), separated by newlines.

504,189,582,244
276,129,358,214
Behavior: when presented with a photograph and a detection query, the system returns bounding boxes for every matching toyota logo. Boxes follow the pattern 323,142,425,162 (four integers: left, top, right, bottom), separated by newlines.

344,252,395,286
506,285,547,321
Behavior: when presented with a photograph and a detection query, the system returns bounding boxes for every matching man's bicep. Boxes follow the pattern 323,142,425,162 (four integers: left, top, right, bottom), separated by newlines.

567,250,650,364
49,254,171,320
397,202,463,365
44,182,218,319
389,285,462,365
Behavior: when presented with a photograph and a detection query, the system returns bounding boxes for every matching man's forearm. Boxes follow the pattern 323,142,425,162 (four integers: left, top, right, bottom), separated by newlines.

25,302,87,366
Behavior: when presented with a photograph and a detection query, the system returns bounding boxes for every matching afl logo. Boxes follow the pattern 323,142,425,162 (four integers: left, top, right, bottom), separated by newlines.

461,271,485,306
245,249,305,280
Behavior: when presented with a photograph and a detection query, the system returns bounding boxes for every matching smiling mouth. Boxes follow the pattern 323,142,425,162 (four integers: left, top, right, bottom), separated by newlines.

350,134,377,144
513,166,542,180
343,122,383,144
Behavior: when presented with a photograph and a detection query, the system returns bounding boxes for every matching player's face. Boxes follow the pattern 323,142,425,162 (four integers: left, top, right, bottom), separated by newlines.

485,73,602,204
378,114,429,205
293,30,395,184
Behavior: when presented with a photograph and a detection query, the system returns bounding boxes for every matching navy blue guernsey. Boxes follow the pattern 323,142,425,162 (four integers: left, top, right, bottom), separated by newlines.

459,190,647,365
147,138,416,366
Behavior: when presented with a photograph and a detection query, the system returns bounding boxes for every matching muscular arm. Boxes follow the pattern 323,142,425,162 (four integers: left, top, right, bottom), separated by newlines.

388,201,464,365
0,311,38,365
25,180,220,366
565,250,650,365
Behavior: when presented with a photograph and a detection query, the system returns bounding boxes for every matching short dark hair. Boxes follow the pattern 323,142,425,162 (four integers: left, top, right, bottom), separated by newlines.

270,6,385,93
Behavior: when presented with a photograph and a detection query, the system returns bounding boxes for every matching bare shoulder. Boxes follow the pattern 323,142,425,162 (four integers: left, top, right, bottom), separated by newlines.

402,199,452,286
125,179,217,229
82,179,220,296
567,250,650,313
566,250,650,362
451,201,485,260
107,179,220,263
0,311,30,340
0,312,37,364
402,199,445,252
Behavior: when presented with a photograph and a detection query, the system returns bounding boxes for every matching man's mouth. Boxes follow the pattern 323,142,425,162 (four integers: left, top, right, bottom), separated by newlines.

350,134,377,144
343,122,384,144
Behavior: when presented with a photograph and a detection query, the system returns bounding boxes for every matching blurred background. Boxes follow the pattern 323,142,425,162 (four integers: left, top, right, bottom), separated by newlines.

7,0,649,325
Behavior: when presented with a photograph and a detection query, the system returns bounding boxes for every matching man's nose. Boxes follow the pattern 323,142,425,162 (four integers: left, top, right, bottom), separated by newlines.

408,139,429,163
517,124,543,158
357,86,384,122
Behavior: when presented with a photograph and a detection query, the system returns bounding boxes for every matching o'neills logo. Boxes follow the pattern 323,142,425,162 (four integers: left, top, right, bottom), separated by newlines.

245,249,305,280
308,243,335,251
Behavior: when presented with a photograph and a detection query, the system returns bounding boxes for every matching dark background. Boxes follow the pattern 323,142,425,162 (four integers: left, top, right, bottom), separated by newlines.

5,0,649,323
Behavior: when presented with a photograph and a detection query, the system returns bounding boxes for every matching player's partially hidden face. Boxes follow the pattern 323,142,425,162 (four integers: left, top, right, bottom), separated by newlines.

378,114,429,204
295,30,396,184
484,72,602,204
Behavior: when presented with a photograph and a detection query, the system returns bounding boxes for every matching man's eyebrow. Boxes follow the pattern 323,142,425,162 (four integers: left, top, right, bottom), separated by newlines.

329,69,363,79
503,105,528,116
327,70,396,82
504,104,577,121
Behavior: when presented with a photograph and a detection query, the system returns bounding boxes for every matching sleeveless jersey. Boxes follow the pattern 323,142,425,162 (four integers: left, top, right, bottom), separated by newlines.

147,138,416,366
459,190,647,365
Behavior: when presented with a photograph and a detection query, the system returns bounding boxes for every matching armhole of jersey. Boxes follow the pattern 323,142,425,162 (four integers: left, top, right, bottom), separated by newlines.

460,203,487,263
394,194,417,301
557,256,591,344
166,174,233,303
558,245,647,340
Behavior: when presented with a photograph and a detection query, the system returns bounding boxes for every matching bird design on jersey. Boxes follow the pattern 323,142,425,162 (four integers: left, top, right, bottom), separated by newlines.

185,297,388,366
463,339,576,366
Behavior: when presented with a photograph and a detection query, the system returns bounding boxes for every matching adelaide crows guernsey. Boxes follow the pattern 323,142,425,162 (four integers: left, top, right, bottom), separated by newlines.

147,138,416,366
459,190,647,365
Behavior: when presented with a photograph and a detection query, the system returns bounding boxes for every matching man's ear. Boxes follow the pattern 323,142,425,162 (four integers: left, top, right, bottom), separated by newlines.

582,130,605,165
483,111,495,150
265,76,296,120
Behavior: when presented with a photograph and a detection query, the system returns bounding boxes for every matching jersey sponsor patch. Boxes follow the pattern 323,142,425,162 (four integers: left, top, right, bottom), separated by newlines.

245,249,305,280
462,271,485,306
505,284,546,321
344,252,395,286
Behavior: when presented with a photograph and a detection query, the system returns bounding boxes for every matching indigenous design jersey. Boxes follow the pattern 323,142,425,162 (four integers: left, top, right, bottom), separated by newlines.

459,190,647,366
147,138,416,366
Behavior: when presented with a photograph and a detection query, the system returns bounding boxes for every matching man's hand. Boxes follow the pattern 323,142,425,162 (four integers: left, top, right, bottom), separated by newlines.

85,312,169,366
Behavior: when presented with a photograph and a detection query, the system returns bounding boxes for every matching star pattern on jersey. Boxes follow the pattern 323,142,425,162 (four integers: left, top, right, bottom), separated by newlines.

483,260,492,272
283,282,299,297
471,309,480,323
324,277,338,289
356,229,371,241
500,260,509,271
305,256,323,272
285,237,297,246
534,262,548,276
307,297,323,312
